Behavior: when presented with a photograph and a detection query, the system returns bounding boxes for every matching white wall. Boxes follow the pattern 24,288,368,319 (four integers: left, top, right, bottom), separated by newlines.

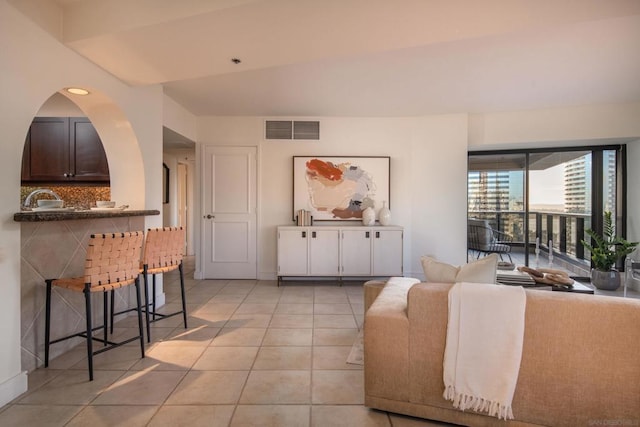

196,115,470,280
0,1,164,406
469,103,640,149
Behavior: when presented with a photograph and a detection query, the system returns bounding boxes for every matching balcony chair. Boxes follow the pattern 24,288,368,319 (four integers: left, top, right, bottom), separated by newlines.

467,218,513,263
44,231,145,381
111,227,187,342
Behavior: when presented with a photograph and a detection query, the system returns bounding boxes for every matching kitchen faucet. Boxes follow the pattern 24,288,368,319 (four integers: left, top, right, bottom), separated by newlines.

23,189,62,208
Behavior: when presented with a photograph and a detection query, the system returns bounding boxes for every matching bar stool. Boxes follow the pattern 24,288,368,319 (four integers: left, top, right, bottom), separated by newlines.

44,231,145,381
111,227,187,342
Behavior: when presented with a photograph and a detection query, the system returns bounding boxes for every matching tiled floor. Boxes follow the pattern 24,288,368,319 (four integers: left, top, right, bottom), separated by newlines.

0,258,451,427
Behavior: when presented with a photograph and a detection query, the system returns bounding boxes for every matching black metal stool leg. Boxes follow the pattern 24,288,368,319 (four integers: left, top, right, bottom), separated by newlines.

143,267,151,342
103,292,108,346
109,290,115,334
179,262,187,328
44,280,53,367
152,273,157,322
84,286,94,381
135,277,145,358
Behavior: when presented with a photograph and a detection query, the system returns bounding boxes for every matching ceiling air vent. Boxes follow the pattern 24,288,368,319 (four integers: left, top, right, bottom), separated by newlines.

265,121,293,140
265,120,320,140
293,121,320,140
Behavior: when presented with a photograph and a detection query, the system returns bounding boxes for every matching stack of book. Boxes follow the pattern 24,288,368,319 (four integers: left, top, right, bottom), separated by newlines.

496,269,537,287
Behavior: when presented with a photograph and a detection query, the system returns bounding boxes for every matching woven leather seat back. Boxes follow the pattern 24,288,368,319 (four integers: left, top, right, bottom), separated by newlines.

83,232,144,287
143,227,185,269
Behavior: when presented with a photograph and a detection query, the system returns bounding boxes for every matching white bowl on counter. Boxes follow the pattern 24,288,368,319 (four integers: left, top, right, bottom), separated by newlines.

96,201,116,208
37,199,64,208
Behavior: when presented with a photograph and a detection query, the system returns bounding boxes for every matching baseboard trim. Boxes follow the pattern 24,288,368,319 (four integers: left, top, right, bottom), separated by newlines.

0,370,27,408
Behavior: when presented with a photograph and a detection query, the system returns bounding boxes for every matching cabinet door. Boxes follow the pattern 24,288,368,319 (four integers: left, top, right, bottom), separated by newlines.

372,229,403,276
309,229,340,275
341,229,372,275
24,117,70,181
70,118,110,182
277,229,309,276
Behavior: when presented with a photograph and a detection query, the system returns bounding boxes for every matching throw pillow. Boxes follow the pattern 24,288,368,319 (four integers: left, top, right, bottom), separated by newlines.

420,253,498,284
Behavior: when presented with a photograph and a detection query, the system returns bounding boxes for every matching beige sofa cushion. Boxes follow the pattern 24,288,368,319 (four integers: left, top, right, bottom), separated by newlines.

420,253,498,284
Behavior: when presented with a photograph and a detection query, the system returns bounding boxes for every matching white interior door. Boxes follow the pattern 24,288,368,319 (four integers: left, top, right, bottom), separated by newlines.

202,146,257,279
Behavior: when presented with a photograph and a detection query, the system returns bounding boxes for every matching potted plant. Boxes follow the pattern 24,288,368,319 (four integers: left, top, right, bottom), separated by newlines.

581,211,638,290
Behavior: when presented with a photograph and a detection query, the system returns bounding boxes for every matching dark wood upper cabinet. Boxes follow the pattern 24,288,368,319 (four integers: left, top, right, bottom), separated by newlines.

70,118,110,181
22,117,110,184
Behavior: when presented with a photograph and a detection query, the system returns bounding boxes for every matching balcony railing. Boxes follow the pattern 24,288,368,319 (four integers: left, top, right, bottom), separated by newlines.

468,210,591,274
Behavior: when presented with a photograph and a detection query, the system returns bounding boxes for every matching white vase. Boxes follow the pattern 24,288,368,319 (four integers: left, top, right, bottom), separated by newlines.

362,207,375,226
378,201,391,225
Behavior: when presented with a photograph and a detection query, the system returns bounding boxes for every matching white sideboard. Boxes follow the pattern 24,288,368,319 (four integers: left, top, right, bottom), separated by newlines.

276,225,403,285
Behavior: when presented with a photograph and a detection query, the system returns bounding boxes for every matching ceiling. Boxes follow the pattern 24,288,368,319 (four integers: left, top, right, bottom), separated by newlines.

14,0,640,119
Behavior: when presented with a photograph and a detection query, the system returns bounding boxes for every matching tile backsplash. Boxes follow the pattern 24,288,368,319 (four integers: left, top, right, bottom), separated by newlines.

21,186,111,210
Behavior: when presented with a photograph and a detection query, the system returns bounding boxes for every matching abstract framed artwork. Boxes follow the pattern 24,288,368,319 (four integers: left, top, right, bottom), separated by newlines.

293,156,390,221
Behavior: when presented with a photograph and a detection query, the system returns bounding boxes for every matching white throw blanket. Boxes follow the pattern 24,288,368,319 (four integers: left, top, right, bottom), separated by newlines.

443,282,526,420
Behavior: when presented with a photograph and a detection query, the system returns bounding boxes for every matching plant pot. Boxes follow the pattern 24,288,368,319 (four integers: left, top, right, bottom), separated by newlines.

590,268,621,291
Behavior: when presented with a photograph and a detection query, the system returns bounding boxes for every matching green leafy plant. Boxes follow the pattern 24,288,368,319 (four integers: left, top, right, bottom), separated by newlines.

581,211,638,271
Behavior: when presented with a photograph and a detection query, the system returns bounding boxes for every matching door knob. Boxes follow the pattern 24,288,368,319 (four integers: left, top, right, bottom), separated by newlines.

205,214,215,219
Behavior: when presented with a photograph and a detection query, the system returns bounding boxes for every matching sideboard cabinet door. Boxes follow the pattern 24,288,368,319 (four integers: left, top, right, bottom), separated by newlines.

341,229,372,276
277,228,309,276
309,229,340,275
372,229,403,276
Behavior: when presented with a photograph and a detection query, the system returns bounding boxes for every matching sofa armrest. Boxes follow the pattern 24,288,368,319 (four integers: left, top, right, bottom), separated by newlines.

406,283,453,406
364,278,419,402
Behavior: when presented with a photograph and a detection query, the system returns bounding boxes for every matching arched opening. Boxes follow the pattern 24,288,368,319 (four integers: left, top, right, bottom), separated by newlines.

18,88,147,373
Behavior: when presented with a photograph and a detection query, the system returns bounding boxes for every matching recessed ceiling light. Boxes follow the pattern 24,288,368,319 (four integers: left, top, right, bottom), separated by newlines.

66,87,90,95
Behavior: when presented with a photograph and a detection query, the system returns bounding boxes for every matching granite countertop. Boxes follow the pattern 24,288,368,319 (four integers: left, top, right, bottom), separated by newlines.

14,209,160,222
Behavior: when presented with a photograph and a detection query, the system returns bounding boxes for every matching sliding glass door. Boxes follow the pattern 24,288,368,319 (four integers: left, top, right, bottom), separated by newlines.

468,146,625,276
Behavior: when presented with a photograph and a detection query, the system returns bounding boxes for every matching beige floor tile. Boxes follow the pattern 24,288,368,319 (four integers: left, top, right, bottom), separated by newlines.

244,294,282,303
235,302,277,314
206,294,246,303
210,327,266,346
313,314,357,328
313,294,349,304
313,328,359,346
0,404,82,426
262,328,312,346
231,405,310,427
147,405,234,427
312,370,364,404
187,312,231,328
195,302,240,315
253,346,311,370
70,343,144,372
165,371,248,405
275,303,314,314
66,405,158,427
160,326,220,346
192,346,258,370
351,303,365,314
45,345,87,370
18,369,123,405
239,370,310,404
226,314,273,328
311,405,390,427
279,294,314,304
130,343,206,370
313,303,353,314
313,346,362,370
93,370,186,405
22,368,63,397
270,314,313,328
